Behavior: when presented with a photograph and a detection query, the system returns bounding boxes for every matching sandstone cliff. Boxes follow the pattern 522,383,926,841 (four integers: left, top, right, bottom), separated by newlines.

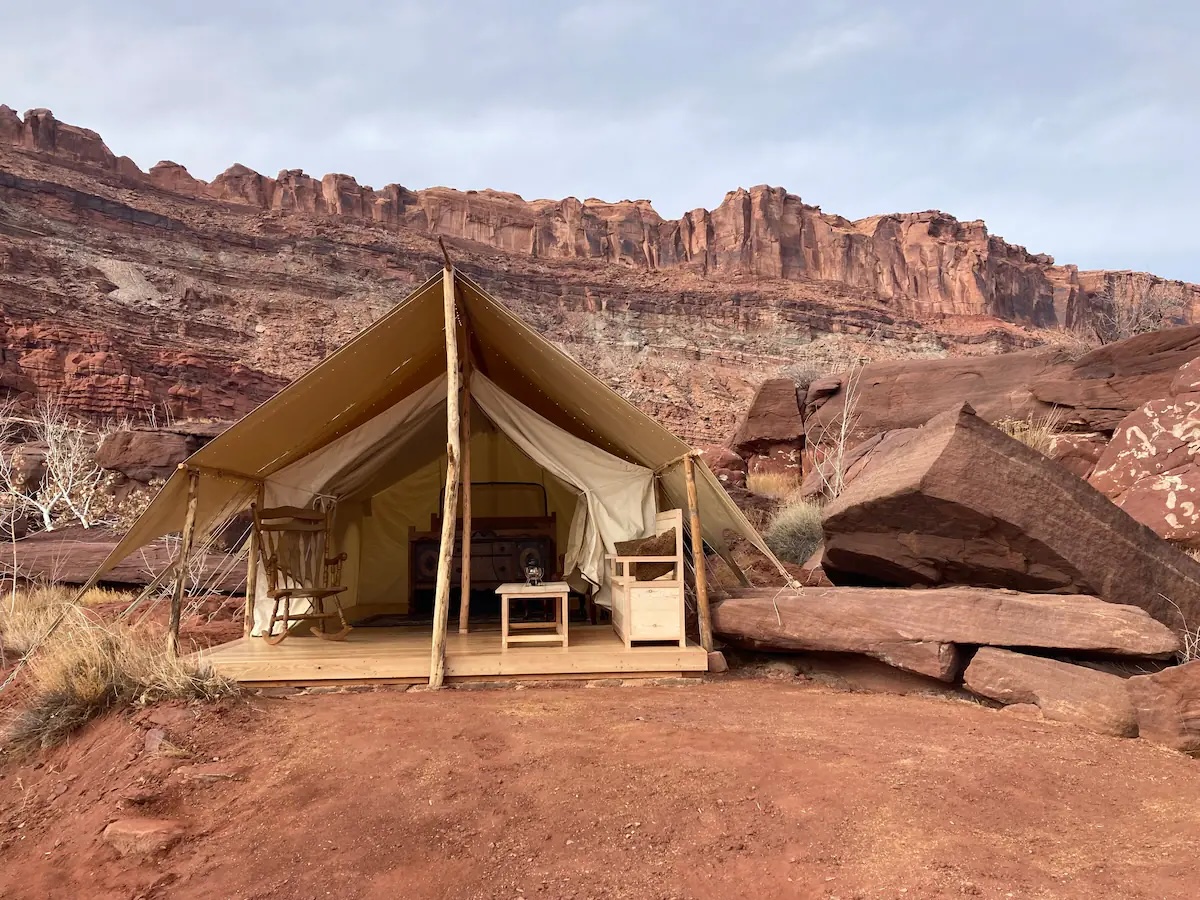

1,104,1196,440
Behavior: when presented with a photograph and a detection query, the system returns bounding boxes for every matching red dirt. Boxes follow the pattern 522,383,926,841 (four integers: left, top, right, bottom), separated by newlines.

1,679,1198,899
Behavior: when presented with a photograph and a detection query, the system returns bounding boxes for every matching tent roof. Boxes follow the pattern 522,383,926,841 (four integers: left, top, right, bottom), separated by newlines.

92,267,782,578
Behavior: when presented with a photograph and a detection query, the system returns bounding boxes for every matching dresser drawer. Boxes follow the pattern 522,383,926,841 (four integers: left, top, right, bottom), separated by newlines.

629,586,682,637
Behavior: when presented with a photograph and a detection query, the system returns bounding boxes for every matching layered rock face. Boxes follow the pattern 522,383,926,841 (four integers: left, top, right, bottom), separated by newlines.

2,104,1198,438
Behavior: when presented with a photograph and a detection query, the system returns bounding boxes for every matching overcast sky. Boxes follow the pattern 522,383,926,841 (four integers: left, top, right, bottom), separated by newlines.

3,1,1197,280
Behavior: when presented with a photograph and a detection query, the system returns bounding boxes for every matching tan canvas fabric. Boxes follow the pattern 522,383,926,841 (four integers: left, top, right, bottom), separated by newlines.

88,268,787,604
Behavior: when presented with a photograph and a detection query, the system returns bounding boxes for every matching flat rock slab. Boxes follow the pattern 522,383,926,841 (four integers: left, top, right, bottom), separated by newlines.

102,817,184,857
1127,660,1200,753
964,647,1138,737
821,402,1200,635
711,586,1178,683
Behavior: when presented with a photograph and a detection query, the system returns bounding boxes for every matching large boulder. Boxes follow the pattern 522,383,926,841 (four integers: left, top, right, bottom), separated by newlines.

800,426,921,499
964,648,1138,737
1046,432,1109,478
96,428,196,483
1030,325,1200,433
1088,354,1200,547
711,587,1177,682
803,349,1066,447
820,402,1200,634
732,378,803,476
804,325,1200,448
13,525,245,591
1126,661,1200,752
697,445,747,490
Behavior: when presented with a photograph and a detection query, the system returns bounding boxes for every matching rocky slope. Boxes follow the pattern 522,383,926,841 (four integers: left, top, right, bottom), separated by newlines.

2,104,1198,441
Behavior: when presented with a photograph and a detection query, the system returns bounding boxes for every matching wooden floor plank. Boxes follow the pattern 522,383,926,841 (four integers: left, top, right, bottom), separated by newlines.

197,625,707,685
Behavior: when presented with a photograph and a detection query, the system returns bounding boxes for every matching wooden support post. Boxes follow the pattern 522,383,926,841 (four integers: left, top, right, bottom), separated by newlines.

457,365,473,634
429,262,462,687
168,468,201,656
683,453,713,652
244,481,265,637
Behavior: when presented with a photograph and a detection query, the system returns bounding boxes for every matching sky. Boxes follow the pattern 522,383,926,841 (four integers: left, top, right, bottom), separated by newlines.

3,1,1198,280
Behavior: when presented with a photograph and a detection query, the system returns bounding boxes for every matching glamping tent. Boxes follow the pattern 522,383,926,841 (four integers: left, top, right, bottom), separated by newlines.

87,261,785,685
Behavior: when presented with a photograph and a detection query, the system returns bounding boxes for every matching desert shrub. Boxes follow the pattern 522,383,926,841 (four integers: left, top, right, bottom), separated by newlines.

746,470,800,499
764,497,824,565
992,413,1060,457
2,607,235,753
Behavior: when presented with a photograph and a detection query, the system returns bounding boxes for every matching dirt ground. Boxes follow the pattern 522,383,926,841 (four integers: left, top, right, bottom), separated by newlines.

1,678,1198,900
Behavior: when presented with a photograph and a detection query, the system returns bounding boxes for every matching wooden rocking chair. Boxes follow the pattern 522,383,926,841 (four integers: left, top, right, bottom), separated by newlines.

252,504,351,646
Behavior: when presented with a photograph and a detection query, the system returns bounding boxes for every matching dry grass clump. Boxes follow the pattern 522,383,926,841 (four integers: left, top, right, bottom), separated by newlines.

2,593,235,753
992,413,1061,457
746,470,800,500
0,584,133,658
763,497,824,565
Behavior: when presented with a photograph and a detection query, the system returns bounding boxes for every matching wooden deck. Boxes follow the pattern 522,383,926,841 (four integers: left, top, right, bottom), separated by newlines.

198,625,708,686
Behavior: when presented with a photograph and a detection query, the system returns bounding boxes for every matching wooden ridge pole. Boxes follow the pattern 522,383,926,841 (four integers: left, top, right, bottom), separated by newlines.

244,481,265,637
683,453,713,652
168,467,201,656
457,353,473,634
429,249,462,687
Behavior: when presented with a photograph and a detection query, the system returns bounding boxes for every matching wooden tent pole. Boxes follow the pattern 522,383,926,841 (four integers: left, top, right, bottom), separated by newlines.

683,453,713,652
168,467,201,656
429,256,462,687
243,481,265,637
457,358,473,634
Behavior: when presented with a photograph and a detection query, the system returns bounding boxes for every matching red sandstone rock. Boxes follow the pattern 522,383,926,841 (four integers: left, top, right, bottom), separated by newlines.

3,104,1199,441
19,108,117,169
804,349,1068,446
820,403,1200,634
801,426,922,499
14,526,244,590
1030,325,1200,432
964,647,1138,737
698,445,746,490
209,163,276,206
102,817,184,856
1089,397,1200,545
1126,661,1200,752
148,160,206,193
712,587,1178,682
1087,348,1200,547
732,378,803,476
95,429,195,483
1047,432,1109,478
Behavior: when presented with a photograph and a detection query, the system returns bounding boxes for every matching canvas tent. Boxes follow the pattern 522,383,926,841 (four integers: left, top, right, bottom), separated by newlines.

85,263,786,684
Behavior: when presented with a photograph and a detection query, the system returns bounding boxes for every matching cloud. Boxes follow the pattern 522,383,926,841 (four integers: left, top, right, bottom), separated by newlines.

558,0,658,42
0,1,1196,280
769,12,900,73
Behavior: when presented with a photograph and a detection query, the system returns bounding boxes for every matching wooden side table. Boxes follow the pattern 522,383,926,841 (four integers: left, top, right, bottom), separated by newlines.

496,582,570,650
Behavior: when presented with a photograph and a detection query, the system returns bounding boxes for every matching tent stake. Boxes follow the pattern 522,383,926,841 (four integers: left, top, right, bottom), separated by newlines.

244,482,265,637
168,468,201,656
458,363,473,634
683,453,714,652
429,263,462,687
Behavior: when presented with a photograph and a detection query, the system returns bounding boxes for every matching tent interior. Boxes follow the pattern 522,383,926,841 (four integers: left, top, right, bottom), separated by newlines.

88,267,783,679
252,369,659,633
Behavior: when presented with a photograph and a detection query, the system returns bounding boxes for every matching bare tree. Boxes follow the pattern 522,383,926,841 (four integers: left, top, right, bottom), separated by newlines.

805,365,864,500
0,398,123,533
1091,279,1188,345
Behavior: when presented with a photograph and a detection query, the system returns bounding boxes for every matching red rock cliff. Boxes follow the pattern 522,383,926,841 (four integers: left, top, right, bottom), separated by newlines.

1,105,1197,439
